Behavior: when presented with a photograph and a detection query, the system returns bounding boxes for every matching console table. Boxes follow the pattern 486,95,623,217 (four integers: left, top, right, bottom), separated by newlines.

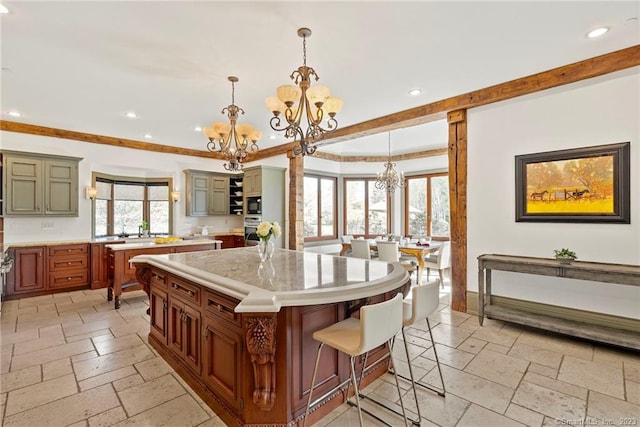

477,254,640,350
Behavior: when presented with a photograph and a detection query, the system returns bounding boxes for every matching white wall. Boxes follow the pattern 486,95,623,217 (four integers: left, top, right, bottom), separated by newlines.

0,132,253,243
467,69,639,318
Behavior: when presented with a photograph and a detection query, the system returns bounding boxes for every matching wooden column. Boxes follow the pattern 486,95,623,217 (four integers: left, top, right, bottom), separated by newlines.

447,110,467,313
288,151,304,250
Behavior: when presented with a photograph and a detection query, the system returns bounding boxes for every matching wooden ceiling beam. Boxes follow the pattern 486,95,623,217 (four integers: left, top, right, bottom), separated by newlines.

2,45,637,161
312,147,448,163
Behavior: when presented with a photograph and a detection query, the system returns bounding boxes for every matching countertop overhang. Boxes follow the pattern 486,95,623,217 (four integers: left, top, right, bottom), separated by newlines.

131,247,409,313
105,239,222,251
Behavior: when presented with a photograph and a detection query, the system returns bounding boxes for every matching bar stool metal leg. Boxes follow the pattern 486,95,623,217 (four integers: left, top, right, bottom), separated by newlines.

397,320,446,397
303,342,325,427
401,328,422,424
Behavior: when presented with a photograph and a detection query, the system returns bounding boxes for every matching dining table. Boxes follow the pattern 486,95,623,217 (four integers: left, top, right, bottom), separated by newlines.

340,240,442,285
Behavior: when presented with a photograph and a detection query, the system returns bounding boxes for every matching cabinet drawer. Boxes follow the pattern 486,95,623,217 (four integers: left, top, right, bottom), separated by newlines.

49,244,89,257
168,275,201,306
48,255,89,272
151,269,168,289
48,270,89,289
204,290,241,326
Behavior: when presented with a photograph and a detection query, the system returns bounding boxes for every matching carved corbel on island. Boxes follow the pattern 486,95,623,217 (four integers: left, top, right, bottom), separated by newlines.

244,314,278,411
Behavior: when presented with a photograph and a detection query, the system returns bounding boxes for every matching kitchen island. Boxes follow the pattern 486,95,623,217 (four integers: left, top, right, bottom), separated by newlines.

106,239,221,309
132,247,410,427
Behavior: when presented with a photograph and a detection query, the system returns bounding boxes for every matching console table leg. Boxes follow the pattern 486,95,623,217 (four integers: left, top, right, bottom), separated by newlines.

478,267,485,326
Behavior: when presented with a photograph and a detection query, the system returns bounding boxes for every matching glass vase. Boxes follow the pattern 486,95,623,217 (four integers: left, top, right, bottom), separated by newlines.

258,238,275,262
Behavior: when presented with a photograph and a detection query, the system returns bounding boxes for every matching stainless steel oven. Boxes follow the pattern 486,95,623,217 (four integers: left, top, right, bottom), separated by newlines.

244,215,262,246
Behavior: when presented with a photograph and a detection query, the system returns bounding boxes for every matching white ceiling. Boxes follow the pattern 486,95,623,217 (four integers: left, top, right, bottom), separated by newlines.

1,1,638,156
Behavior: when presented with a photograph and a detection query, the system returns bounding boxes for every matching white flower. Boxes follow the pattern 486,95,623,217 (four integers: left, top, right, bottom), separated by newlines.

272,222,281,238
256,221,280,240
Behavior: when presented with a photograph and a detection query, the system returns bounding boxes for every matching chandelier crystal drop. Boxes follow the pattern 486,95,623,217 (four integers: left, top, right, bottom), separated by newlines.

203,76,261,172
266,27,343,157
375,132,405,193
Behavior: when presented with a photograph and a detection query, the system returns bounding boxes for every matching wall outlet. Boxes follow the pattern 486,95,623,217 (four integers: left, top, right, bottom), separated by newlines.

41,222,54,230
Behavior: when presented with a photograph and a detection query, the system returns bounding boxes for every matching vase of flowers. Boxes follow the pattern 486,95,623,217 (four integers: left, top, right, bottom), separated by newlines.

256,221,281,262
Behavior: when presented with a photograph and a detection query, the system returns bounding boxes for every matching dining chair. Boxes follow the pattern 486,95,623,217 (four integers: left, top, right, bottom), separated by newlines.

304,294,408,427
350,239,372,259
376,241,415,278
424,241,451,287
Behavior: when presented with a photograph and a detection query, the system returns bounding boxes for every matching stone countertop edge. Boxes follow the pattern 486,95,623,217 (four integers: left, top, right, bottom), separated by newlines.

105,240,223,251
130,253,409,313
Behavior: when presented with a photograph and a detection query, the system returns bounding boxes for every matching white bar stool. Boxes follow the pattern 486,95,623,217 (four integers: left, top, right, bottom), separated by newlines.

396,280,446,425
303,293,408,427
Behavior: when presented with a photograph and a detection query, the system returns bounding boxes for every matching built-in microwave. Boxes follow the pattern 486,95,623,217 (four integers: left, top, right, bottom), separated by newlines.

246,196,262,215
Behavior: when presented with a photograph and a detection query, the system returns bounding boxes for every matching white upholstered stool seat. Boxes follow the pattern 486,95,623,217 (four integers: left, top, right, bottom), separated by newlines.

303,294,408,427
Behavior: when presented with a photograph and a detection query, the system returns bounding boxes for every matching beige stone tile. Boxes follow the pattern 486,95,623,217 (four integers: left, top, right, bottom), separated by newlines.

196,416,233,427
36,303,58,314
423,364,514,413
625,363,640,383
1,392,6,406
0,365,41,393
2,383,119,427
512,381,586,421
399,381,468,426
484,342,512,354
38,323,64,338
78,366,137,391
523,372,588,400
457,337,487,354
5,373,77,416
471,325,519,348
0,329,39,346
110,319,150,338
626,380,640,405
74,345,154,381
92,333,115,344
456,316,482,333
10,339,94,371
593,345,640,369
421,343,475,370
77,308,122,324
112,394,209,427
43,357,73,380
505,403,544,427
93,334,144,356
15,312,82,333
508,342,563,369
66,421,87,427
66,329,113,343
71,350,99,363
17,294,55,308
134,356,174,381
465,348,529,388
457,403,525,427
587,391,640,426
516,331,593,361
112,374,145,392
117,373,186,416
88,406,127,427
63,317,127,338
13,331,66,356
528,362,558,379
0,346,12,374
429,309,470,327
430,323,473,348
558,356,624,399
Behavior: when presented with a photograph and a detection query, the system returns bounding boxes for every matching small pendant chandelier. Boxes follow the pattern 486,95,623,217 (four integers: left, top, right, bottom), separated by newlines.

203,76,261,172
265,27,343,157
375,132,405,193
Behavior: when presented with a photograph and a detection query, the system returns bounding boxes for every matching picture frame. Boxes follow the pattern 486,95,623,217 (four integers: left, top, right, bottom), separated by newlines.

515,142,630,223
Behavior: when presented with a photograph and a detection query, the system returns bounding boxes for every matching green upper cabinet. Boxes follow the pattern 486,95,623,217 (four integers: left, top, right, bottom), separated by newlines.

184,170,230,217
3,151,81,217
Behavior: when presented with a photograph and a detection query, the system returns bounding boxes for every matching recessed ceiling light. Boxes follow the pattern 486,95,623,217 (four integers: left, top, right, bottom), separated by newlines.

408,88,422,96
0,4,9,14
194,126,202,132
269,135,276,140
8,111,21,117
144,134,152,139
587,27,609,38
125,111,137,118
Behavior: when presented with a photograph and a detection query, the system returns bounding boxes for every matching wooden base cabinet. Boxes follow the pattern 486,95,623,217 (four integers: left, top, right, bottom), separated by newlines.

9,246,46,295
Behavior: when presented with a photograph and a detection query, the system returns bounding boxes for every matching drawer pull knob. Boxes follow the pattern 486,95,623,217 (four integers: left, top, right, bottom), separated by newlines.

68,249,72,252
68,261,72,265
68,277,72,280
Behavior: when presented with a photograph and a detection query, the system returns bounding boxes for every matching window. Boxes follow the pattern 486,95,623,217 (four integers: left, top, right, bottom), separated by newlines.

344,178,389,237
404,172,450,238
304,174,337,241
93,174,172,237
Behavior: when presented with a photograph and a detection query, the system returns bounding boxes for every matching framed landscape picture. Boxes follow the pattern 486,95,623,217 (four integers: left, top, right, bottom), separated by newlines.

515,142,630,223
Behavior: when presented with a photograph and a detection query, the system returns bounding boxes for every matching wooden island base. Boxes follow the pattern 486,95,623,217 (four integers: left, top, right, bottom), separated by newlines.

137,262,408,427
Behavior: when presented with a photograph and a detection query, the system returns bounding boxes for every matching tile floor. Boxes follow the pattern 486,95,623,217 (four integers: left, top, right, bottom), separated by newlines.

1,283,638,427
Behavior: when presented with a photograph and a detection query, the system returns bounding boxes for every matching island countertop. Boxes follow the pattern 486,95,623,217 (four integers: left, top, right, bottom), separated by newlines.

106,239,222,251
131,246,409,313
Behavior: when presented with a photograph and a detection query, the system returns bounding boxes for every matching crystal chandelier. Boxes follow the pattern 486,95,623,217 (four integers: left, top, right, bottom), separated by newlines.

266,27,343,157
375,132,405,193
203,76,261,172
